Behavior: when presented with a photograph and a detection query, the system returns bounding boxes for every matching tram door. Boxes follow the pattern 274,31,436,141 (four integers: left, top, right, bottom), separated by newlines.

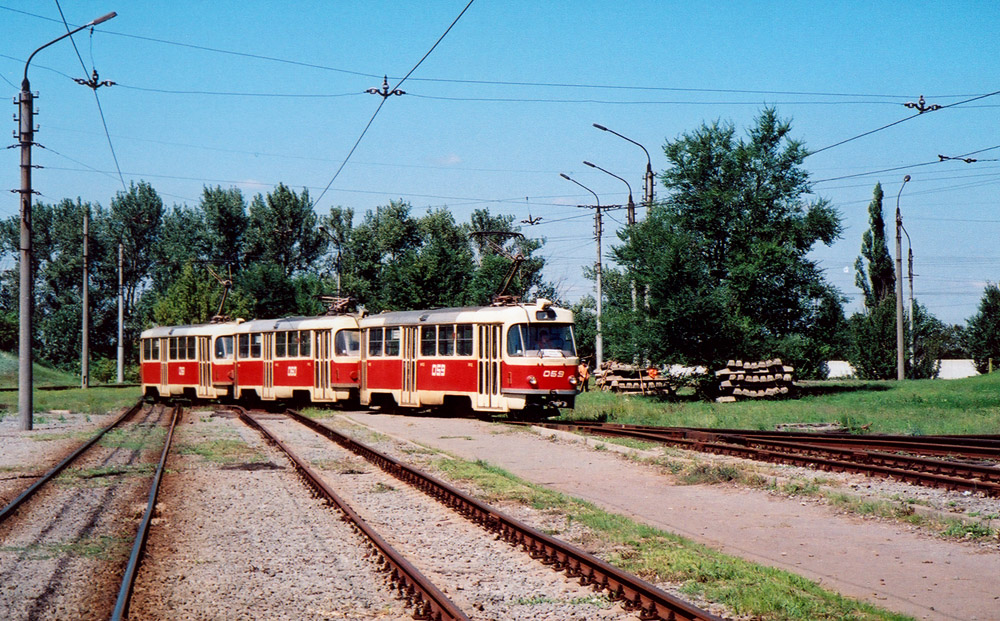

400,327,419,406
476,324,502,410
315,330,332,401
158,338,169,397
197,336,212,398
262,333,275,400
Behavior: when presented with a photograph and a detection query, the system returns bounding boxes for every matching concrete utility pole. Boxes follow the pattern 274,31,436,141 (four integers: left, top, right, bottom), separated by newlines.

895,175,910,381
16,11,117,430
117,242,124,384
81,206,89,388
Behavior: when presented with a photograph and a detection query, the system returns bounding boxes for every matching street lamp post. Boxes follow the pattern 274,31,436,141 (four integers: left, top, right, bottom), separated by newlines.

895,175,911,381
17,11,117,430
560,173,603,371
583,161,634,225
592,124,653,215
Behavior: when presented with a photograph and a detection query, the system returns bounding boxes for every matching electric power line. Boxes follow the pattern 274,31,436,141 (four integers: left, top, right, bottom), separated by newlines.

312,0,476,208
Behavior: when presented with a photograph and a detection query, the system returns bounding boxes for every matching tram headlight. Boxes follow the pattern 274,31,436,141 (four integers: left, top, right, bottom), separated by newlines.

568,376,578,386
527,375,538,387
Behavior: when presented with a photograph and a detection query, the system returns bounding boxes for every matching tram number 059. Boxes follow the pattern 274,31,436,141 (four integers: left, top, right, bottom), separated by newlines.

542,370,565,378
431,364,446,377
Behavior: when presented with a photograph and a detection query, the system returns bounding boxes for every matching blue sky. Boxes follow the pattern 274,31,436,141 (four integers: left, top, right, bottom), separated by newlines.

1,1,998,325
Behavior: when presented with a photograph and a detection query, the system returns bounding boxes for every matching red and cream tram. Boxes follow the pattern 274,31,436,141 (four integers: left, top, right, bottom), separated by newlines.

359,299,578,415
231,315,361,403
139,298,579,417
140,320,241,400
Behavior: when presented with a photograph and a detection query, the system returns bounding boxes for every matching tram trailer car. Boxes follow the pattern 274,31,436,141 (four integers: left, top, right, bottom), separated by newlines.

140,321,242,400
360,299,579,415
231,315,361,403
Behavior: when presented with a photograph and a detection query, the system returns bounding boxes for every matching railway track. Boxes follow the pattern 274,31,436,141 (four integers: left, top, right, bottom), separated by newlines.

236,406,721,621
0,400,180,620
515,421,1000,496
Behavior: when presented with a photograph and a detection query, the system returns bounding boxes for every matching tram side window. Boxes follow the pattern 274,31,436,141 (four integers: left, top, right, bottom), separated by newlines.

368,328,384,357
238,333,263,359
299,331,311,357
214,336,234,360
335,329,360,356
275,332,287,358
421,326,436,356
438,325,455,356
456,325,473,356
385,327,401,356
186,336,196,359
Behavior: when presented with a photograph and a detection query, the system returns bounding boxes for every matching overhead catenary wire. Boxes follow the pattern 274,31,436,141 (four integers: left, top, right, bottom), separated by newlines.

53,0,127,193
313,0,477,208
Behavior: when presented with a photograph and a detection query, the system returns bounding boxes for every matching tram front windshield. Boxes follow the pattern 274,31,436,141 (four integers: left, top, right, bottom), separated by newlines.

507,323,576,357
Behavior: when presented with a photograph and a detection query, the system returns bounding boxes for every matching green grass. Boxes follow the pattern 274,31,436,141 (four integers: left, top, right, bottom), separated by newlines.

0,350,80,388
566,372,1000,435
435,457,910,620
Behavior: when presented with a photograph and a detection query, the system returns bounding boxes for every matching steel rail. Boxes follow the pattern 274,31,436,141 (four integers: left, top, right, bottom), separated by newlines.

235,407,469,621
285,409,722,621
517,422,1000,496
0,399,146,525
111,404,183,621
536,421,1000,460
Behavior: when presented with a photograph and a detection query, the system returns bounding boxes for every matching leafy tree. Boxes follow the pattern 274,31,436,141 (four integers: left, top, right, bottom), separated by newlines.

854,183,894,307
848,296,898,380
201,186,248,269
152,262,252,326
151,205,209,292
608,109,842,377
245,184,325,277
910,302,946,379
466,209,546,305
966,284,1000,374
849,183,898,379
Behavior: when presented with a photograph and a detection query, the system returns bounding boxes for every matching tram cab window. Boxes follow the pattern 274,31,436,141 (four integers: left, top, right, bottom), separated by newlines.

507,323,576,357
335,329,360,357
214,336,234,360
421,327,436,356
385,327,401,356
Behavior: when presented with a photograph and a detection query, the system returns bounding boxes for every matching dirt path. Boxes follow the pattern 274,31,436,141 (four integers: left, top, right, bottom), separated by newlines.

343,412,1000,621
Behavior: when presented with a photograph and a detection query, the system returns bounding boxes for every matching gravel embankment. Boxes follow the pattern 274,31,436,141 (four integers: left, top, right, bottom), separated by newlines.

256,415,648,621
0,405,168,621
128,410,409,620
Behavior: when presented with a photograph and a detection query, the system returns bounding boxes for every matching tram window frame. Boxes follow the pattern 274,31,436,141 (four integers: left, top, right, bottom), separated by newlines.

150,338,159,361
299,331,311,357
385,327,401,356
438,325,455,356
421,326,437,356
456,325,473,356
186,336,196,360
169,337,178,361
275,332,287,358
368,327,384,357
214,336,234,360
334,329,360,357
143,339,151,361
